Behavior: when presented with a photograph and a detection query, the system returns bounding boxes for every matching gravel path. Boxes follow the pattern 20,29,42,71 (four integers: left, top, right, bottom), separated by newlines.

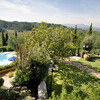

0,72,15,89
64,60,100,79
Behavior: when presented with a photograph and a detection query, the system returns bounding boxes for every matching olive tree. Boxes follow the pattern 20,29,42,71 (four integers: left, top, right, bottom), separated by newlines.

13,22,74,97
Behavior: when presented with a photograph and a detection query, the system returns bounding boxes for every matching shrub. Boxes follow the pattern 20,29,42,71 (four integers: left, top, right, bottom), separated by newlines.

82,36,94,52
0,46,13,51
7,71,14,78
13,60,48,96
45,75,51,93
8,36,18,50
0,78,4,87
70,46,76,56
0,88,22,100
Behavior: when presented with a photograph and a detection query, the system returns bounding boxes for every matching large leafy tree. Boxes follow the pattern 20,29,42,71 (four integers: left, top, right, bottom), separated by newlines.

13,22,74,97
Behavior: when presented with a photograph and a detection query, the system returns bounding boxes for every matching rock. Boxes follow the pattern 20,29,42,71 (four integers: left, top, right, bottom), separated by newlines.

20,86,31,96
21,86,27,90
13,86,21,91
38,80,47,99
20,90,27,96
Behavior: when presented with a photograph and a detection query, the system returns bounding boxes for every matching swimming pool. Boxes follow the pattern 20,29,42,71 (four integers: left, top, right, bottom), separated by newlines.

0,52,14,66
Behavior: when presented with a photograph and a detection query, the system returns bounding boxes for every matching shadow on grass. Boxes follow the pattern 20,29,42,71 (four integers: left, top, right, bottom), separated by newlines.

58,63,100,96
46,62,100,99
73,59,100,72
89,56,100,62
46,74,62,97
61,62,100,83
52,82,62,95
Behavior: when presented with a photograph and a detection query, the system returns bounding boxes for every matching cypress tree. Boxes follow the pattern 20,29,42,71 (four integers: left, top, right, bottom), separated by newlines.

32,25,35,34
1,31,5,46
5,32,8,45
72,25,77,45
15,30,17,38
87,23,92,35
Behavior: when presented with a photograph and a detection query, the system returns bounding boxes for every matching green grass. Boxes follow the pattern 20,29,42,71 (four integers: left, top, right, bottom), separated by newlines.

70,55,100,72
50,62,100,99
6,30,15,33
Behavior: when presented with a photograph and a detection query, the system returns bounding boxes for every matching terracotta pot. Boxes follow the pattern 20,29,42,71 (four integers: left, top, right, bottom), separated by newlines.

84,54,90,60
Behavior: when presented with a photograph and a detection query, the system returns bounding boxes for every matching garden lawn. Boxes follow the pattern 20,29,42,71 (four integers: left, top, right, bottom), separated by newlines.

70,55,100,72
50,62,100,99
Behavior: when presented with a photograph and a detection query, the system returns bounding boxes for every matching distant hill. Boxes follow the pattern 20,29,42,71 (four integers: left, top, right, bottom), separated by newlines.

0,20,34,32
0,20,100,32
0,20,63,32
64,24,100,32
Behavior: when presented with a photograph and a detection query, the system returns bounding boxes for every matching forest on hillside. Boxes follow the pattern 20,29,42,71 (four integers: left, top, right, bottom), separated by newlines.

0,20,63,32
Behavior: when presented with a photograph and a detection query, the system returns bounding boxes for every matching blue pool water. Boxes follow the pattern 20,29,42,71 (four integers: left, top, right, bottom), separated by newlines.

0,52,14,66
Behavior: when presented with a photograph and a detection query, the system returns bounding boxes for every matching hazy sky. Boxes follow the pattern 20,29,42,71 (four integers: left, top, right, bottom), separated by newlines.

0,0,100,27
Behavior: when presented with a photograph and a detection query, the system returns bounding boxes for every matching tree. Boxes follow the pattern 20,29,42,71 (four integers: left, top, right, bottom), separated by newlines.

8,36,18,50
82,23,93,53
1,31,5,46
87,23,92,35
71,25,77,46
13,22,75,98
31,25,35,34
5,33,8,42
15,30,17,38
82,35,94,53
5,32,8,45
13,37,49,98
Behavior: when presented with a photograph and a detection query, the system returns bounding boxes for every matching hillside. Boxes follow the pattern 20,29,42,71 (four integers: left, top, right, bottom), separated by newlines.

0,20,34,32
0,20,63,32
0,20,100,32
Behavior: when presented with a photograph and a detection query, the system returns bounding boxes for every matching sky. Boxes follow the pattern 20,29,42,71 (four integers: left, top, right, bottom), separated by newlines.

0,0,100,27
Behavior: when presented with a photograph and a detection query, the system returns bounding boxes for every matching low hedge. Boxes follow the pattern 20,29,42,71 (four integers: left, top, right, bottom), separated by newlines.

0,66,17,74
0,46,14,52
7,71,14,78
0,61,17,71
